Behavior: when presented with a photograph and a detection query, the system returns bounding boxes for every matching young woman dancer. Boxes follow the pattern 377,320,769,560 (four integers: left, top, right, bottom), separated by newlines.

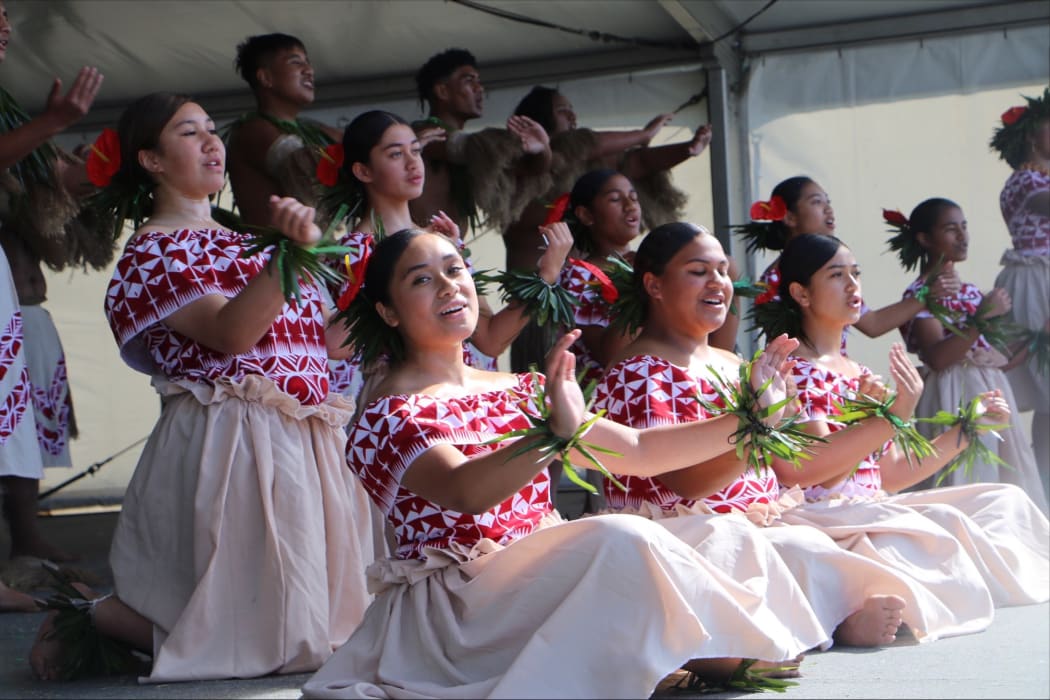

759,233,1049,608
325,110,571,405
303,228,829,698
29,93,380,682
889,197,1045,508
594,222,996,648
989,88,1050,475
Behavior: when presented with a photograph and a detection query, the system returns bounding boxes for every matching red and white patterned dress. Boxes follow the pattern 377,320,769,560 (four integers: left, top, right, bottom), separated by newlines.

305,372,828,698
0,247,42,479
103,227,381,682
899,278,1045,507
349,373,553,560
596,354,778,513
558,257,614,387
995,167,1050,420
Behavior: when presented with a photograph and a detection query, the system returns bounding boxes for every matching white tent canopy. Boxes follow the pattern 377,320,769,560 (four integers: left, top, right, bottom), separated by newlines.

1,0,1046,506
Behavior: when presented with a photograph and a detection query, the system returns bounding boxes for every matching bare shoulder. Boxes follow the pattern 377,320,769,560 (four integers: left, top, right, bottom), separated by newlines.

712,346,744,367
228,118,283,160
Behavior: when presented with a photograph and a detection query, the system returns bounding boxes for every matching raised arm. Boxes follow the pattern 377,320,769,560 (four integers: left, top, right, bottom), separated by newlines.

0,67,102,171
621,123,712,180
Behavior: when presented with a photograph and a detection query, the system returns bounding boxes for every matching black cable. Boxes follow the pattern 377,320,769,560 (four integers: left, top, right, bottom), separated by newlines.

39,436,148,501
448,0,781,51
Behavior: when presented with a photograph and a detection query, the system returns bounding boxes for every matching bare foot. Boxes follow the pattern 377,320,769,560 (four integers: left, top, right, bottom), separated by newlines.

834,594,907,647
0,581,41,612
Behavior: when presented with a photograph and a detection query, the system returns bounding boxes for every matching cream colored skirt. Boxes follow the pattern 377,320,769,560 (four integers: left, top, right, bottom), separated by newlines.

110,375,387,683
913,360,1048,513
612,493,992,644
995,251,1049,413
303,512,829,699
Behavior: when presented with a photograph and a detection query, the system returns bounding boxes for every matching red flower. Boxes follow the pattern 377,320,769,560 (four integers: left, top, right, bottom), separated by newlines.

882,208,909,228
749,195,787,222
85,128,120,187
1001,106,1027,126
543,193,570,226
336,237,373,311
572,257,618,304
755,278,779,306
316,143,344,187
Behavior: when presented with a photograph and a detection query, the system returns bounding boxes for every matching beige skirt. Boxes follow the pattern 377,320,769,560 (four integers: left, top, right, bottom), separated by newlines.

887,483,1050,607
994,251,1049,413
110,374,387,683
912,360,1048,513
613,492,992,644
303,511,829,699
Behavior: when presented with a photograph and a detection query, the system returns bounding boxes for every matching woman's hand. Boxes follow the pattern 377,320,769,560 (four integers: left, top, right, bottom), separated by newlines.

750,333,800,425
269,196,321,247
536,222,573,284
975,388,1010,426
978,288,1011,319
545,330,586,439
857,373,890,403
506,115,549,155
426,210,462,249
886,343,923,420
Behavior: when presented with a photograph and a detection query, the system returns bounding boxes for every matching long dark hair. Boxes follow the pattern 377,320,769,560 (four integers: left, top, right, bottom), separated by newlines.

118,92,193,188
513,86,558,135
341,110,412,212
736,176,816,253
778,233,847,345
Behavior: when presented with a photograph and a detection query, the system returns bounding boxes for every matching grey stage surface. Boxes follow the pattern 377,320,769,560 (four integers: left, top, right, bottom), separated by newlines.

1,511,1047,699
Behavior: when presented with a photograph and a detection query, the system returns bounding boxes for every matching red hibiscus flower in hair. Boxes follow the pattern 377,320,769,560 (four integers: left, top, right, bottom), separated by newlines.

86,128,121,187
336,237,373,311
1001,106,1027,126
543,193,571,226
754,278,779,306
316,143,344,187
572,257,618,304
882,208,909,228
749,195,787,222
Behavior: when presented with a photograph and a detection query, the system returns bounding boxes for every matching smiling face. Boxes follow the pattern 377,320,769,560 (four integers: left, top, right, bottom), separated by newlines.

918,204,968,264
577,174,642,250
785,181,835,237
354,123,425,202
791,244,864,327
377,233,479,349
138,102,225,199
259,45,315,106
644,232,733,336
0,2,11,63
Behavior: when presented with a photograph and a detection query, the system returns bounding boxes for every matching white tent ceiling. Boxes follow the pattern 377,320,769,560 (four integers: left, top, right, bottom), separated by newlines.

4,0,1046,131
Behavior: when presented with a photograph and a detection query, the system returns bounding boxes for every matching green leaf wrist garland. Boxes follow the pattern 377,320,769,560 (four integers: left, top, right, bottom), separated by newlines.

1024,328,1050,376
698,354,826,479
833,392,936,469
472,270,578,329
484,369,625,495
918,395,1012,485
